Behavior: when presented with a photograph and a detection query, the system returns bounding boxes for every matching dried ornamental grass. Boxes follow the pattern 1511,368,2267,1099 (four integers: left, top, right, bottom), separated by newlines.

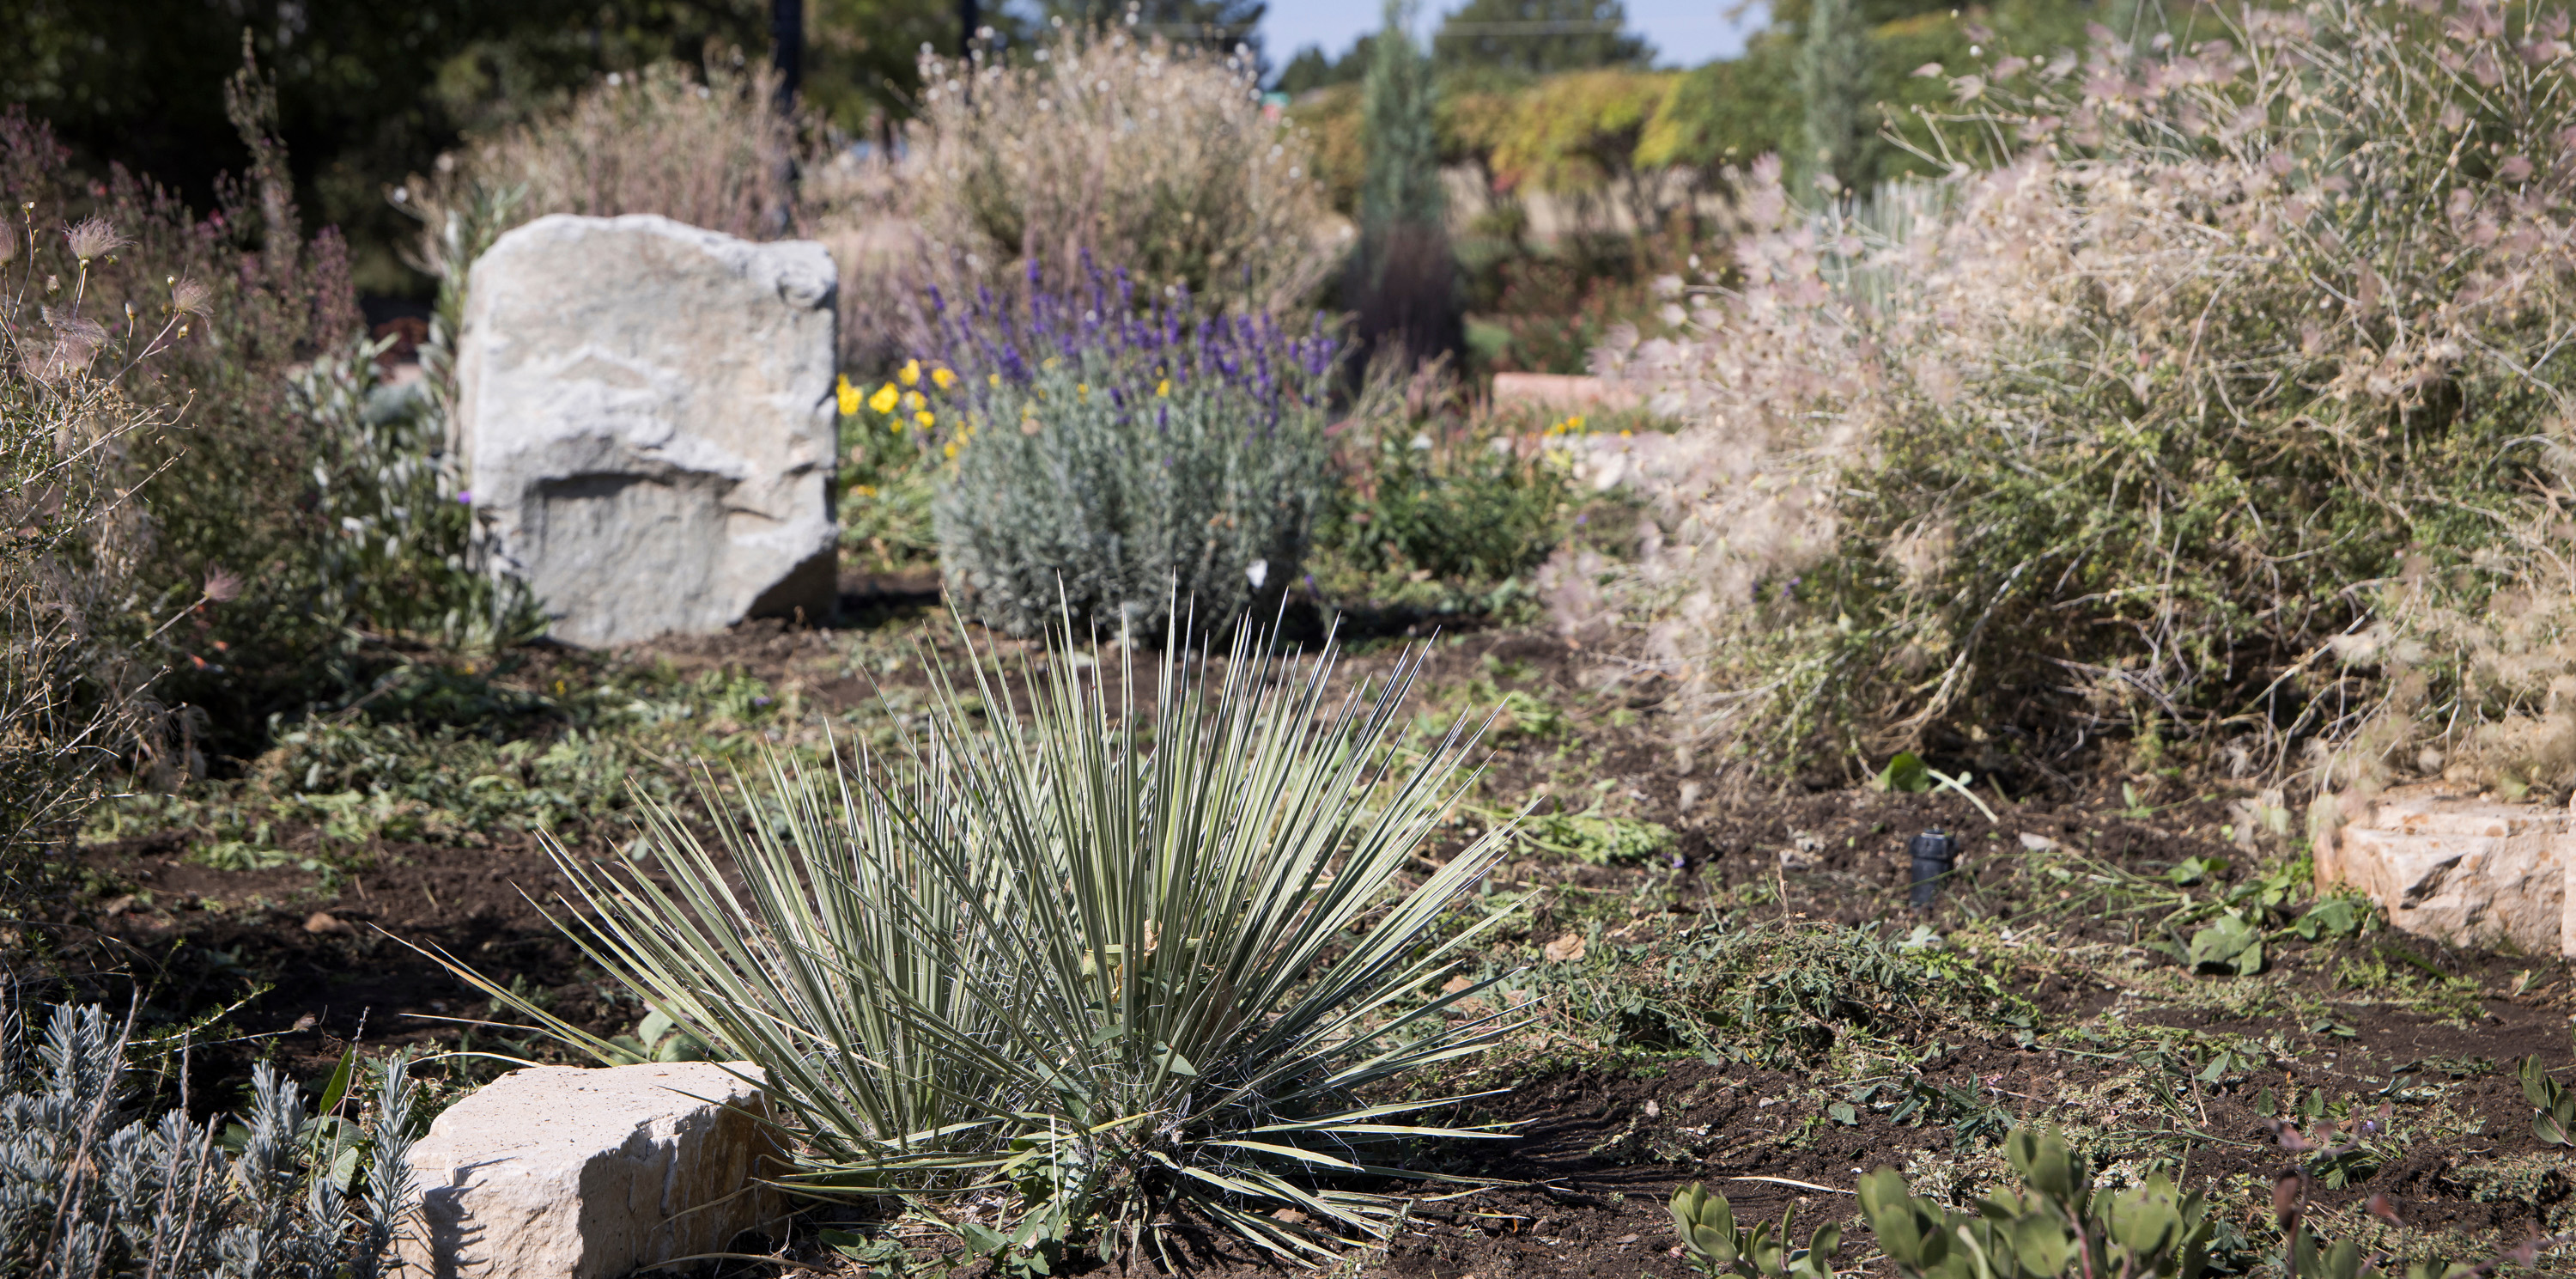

1585,0,2576,790
904,24,1340,320
399,58,799,289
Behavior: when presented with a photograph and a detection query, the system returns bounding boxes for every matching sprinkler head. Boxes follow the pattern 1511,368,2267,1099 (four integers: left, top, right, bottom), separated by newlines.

1907,826,1959,909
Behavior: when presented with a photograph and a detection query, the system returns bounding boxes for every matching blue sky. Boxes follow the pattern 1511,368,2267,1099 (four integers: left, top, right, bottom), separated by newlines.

1261,2,1762,70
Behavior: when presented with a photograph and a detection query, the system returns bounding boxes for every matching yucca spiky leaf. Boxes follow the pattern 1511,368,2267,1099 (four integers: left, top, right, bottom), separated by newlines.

434,614,1527,1266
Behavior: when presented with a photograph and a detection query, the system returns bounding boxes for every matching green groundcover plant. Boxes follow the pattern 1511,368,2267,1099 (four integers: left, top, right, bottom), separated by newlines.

446,617,1527,1270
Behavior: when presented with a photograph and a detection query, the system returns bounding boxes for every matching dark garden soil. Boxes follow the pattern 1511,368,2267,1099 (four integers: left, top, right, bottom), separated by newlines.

49,618,2576,1277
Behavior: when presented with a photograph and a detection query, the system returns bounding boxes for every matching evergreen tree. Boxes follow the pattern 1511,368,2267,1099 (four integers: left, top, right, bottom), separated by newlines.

1361,0,1443,236
1797,0,1869,196
1352,0,1457,363
1431,0,1652,76
1273,36,1375,96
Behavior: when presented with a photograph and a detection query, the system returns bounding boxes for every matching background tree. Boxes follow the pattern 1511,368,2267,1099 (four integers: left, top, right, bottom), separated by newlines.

0,0,959,297
1431,0,1652,76
1796,0,1868,195
1274,35,1376,96
1352,0,1457,363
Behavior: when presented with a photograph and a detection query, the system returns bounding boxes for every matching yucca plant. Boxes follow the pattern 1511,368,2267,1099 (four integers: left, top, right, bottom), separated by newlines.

443,617,1526,1269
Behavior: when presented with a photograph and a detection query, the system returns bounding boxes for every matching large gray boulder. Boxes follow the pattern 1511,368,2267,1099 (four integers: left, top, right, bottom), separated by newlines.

458,214,840,648
401,1062,784,1278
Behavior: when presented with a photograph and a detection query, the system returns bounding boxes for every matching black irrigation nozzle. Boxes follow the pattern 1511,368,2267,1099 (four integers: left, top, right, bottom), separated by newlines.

1907,827,1958,909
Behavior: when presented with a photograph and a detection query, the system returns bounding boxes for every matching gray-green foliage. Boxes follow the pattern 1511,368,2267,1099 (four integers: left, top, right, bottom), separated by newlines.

922,280,1336,638
1353,0,1455,358
1852,1124,2567,1279
1795,0,1867,193
454,618,1526,1270
291,340,538,652
1669,1181,1840,1279
0,1004,415,1278
1858,1128,2213,1279
2523,1057,2573,1147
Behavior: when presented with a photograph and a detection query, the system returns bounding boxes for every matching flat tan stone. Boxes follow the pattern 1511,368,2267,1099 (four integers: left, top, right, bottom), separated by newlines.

403,1062,783,1279
2323,785,2573,957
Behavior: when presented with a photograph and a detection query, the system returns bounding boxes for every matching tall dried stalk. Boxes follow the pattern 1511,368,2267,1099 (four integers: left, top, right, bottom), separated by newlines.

0,207,182,906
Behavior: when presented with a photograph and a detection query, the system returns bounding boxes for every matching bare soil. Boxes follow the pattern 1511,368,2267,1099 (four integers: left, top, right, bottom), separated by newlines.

52,617,2576,1276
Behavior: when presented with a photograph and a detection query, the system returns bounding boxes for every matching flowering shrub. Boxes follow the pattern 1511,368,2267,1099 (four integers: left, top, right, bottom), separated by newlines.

1587,0,2576,789
869,262,1337,636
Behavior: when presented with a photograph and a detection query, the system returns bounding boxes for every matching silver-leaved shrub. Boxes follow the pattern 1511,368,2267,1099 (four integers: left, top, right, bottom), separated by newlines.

892,262,1339,636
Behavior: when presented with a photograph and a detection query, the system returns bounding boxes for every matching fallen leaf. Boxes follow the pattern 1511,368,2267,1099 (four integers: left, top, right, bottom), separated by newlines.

1543,933,1587,963
304,911,352,935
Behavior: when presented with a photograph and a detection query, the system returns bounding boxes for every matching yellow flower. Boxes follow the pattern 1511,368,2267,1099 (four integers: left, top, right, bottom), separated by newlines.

853,484,878,498
1569,415,1586,432
1077,382,1089,401
869,382,899,414
988,373,1001,387
931,367,957,390
904,390,926,411
916,410,937,429
1156,379,1171,397
835,375,861,416
944,442,959,459
899,359,921,387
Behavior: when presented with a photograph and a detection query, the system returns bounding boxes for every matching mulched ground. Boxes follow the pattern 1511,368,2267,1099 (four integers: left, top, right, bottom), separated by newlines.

47,611,2576,1276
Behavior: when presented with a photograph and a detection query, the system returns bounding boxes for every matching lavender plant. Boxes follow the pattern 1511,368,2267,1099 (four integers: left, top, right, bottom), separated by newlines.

902,261,1340,636
0,1003,416,1278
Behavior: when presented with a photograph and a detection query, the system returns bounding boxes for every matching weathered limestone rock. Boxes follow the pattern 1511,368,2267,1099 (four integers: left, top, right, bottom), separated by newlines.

402,1062,784,1279
458,214,840,648
2321,785,2574,956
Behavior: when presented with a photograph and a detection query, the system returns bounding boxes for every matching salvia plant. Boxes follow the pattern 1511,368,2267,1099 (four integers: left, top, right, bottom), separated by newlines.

2522,1056,2573,1146
1854,1127,2215,1279
1838,1124,2567,1279
1667,1180,1839,1279
0,1003,416,1278
904,259,1339,636
445,614,1527,1270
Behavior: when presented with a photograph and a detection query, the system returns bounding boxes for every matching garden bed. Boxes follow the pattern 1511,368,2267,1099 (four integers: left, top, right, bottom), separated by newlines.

59,613,2576,1276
